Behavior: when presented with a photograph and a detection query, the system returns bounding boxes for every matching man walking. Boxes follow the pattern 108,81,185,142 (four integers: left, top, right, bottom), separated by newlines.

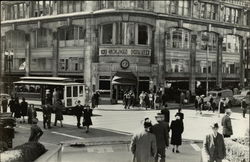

151,113,169,162
221,109,233,138
74,100,84,128
2,96,8,113
130,118,157,162
202,123,226,162
42,101,52,129
161,104,170,123
241,98,248,118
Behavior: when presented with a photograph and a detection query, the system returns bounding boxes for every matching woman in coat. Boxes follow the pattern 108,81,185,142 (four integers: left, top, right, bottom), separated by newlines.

8,97,16,117
170,114,184,153
82,105,93,133
14,97,21,120
54,99,64,127
20,97,28,123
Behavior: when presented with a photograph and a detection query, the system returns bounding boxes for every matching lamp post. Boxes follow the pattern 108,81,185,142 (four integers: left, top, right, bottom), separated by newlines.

4,50,14,95
206,35,209,96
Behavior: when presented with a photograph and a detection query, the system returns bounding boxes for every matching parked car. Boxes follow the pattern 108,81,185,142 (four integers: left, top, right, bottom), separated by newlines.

233,89,250,106
203,89,234,108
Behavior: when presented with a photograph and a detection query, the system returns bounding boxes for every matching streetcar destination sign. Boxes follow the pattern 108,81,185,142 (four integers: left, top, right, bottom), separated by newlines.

99,47,151,57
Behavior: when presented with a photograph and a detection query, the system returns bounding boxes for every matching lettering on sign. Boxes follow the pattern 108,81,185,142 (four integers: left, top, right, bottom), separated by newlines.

99,48,151,57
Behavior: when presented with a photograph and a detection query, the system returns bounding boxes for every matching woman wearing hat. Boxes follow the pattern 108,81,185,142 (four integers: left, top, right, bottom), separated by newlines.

170,114,184,153
130,118,157,162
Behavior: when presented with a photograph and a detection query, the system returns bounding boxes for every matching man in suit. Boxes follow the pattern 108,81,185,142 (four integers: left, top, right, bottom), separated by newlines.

202,123,226,162
161,104,170,123
74,100,84,128
151,113,169,162
221,109,233,138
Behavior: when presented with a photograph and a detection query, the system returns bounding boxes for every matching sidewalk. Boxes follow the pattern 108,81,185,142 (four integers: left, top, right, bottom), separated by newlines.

96,103,194,111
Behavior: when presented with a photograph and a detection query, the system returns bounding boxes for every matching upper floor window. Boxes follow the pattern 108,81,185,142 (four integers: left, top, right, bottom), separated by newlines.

59,26,86,47
100,22,151,45
167,0,190,16
198,32,218,51
200,2,218,20
99,0,114,9
31,28,53,48
5,30,26,49
223,7,241,24
166,28,190,49
222,35,240,53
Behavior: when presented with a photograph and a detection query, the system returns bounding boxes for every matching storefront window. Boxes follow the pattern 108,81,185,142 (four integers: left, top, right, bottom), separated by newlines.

59,58,84,72
138,25,148,45
166,59,189,73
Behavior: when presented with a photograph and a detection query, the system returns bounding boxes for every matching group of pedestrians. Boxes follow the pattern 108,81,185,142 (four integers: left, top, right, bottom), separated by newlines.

123,90,135,109
130,105,184,162
2,96,29,123
138,90,165,110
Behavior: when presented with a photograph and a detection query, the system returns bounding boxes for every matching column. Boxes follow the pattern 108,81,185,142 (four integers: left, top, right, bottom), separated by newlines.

84,18,95,104
25,34,31,76
216,35,223,88
189,34,197,95
240,38,244,87
0,36,6,93
52,30,59,77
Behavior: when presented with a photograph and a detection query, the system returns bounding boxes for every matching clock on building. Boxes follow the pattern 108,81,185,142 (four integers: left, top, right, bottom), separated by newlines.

120,59,129,69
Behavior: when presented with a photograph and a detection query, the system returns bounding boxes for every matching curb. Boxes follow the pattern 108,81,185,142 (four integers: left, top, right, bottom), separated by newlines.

96,104,195,111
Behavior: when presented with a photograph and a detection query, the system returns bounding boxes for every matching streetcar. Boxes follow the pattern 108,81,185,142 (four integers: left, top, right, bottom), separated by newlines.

13,77,86,114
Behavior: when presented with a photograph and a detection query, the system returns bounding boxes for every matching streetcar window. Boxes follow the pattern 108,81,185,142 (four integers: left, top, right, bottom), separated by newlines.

73,86,78,97
67,87,72,97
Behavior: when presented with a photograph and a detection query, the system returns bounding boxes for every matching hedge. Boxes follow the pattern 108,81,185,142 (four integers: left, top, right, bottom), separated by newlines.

0,142,46,162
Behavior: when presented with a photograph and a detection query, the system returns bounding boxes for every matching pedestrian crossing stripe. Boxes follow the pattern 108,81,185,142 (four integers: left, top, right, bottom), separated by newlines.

87,146,114,153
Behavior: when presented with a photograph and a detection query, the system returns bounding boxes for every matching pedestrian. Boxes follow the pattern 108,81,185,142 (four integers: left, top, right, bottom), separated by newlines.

92,91,100,108
74,100,84,128
54,99,64,127
161,104,170,123
210,97,216,113
20,97,28,123
2,96,8,113
241,98,248,118
219,98,227,114
202,122,226,162
195,96,199,113
170,114,184,153
52,88,59,105
151,113,169,162
42,101,52,129
175,108,184,121
125,91,132,109
186,90,190,104
130,118,157,162
154,91,161,110
8,97,15,117
82,105,93,133
14,97,21,121
221,109,233,138
27,104,37,124
130,90,135,108
144,92,150,110
149,92,154,109
180,92,185,108
28,118,43,142
139,91,145,108
199,95,205,114
162,93,167,106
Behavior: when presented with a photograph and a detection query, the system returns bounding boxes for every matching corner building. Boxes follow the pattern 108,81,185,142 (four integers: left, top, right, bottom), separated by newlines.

1,0,250,103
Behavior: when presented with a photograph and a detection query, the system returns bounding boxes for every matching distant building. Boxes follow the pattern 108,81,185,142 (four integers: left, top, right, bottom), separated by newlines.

1,0,250,103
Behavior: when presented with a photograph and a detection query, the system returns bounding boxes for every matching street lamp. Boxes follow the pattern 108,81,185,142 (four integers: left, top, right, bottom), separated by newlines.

4,50,14,95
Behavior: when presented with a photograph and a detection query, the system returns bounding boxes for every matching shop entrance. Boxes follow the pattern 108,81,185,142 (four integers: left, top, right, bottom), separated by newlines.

111,72,137,104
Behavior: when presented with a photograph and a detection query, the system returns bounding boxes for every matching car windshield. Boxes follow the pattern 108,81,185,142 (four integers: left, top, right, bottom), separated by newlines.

208,93,217,97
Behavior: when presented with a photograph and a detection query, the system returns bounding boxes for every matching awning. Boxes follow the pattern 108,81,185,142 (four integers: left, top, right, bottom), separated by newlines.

112,72,137,85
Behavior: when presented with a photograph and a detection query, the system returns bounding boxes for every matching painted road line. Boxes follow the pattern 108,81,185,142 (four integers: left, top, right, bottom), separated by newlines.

51,131,84,140
95,127,132,136
40,141,58,146
190,143,201,151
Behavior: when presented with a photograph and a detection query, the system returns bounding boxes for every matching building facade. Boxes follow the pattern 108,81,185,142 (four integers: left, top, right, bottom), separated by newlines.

1,0,250,103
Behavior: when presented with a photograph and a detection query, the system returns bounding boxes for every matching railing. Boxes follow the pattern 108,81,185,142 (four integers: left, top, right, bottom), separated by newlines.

35,144,63,162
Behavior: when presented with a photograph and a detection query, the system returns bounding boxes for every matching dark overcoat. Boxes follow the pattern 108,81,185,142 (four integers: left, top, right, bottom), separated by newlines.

151,121,169,149
170,119,184,145
20,101,28,116
83,109,92,126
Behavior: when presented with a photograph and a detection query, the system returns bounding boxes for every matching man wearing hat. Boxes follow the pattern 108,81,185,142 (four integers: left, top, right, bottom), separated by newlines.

151,113,169,162
221,109,233,138
28,118,43,142
202,123,226,162
130,118,157,162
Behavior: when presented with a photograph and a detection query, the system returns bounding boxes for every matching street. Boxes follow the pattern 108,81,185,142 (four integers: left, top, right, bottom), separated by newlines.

12,104,249,162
